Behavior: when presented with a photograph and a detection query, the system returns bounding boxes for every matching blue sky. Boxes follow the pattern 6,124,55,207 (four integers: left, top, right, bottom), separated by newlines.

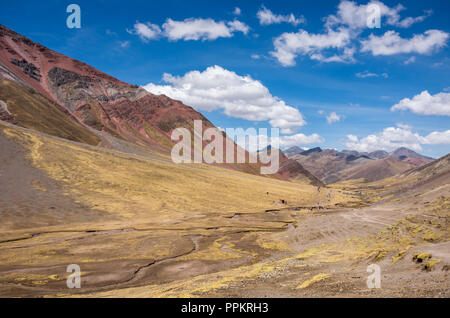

1,0,449,157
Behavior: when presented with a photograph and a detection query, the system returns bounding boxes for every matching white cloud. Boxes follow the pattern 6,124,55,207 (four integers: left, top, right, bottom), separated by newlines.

403,56,416,65
271,28,353,66
310,46,356,63
127,22,161,42
227,19,250,35
257,5,305,26
163,18,230,41
251,54,261,60
268,1,443,66
394,10,433,28
325,1,432,30
344,124,450,152
318,110,343,124
143,66,306,134
326,112,341,124
396,123,411,130
276,133,324,148
355,70,388,78
391,90,450,116
422,130,450,145
162,18,248,41
361,30,449,56
130,18,249,42
233,7,241,16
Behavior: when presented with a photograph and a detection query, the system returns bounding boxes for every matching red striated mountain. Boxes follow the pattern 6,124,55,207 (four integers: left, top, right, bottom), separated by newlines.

0,24,214,153
0,24,320,184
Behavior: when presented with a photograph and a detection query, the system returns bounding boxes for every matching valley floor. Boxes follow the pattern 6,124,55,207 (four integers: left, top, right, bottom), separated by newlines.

1,199,448,298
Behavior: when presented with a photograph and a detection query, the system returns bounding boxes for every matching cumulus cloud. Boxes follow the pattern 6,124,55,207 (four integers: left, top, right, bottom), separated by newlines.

317,110,343,124
344,124,450,152
396,123,411,130
326,112,341,123
270,28,353,66
129,18,249,42
355,70,388,78
269,1,443,66
391,90,450,116
423,130,450,145
251,54,261,59
127,22,161,42
360,30,449,56
310,47,356,63
227,19,250,35
143,66,306,134
277,133,323,147
257,5,305,26
325,0,432,30
163,18,248,41
233,7,241,16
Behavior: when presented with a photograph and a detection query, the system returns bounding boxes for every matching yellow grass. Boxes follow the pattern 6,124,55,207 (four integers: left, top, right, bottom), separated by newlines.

2,125,330,223
297,273,331,289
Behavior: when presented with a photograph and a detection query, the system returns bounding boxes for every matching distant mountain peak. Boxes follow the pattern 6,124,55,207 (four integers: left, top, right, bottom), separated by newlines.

284,146,308,157
368,150,389,159
390,147,434,160
300,147,322,155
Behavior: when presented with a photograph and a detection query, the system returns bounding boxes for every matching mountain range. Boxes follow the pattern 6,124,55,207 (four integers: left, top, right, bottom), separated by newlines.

285,146,434,184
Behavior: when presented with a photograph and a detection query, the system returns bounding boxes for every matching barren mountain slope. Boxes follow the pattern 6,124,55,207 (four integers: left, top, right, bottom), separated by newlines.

326,157,417,183
291,149,373,183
